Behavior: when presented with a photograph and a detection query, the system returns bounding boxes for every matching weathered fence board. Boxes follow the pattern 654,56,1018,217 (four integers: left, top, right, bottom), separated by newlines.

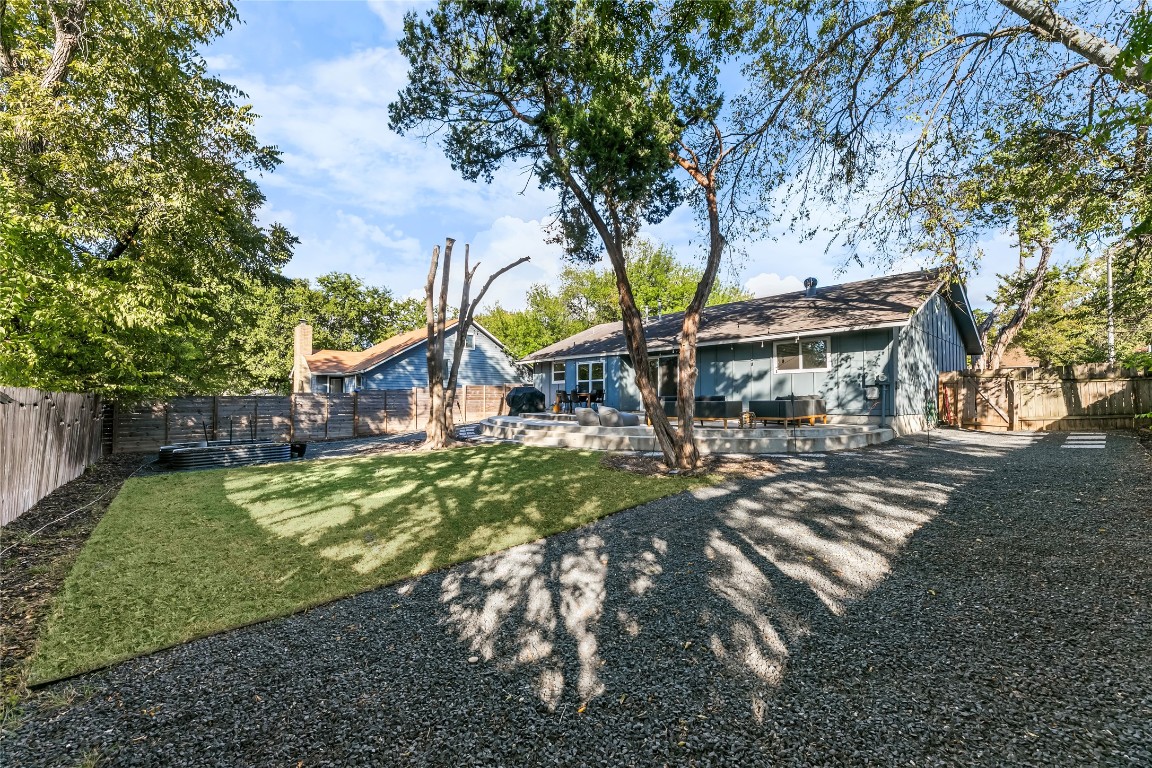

1,387,105,526
109,385,518,453
940,365,1151,432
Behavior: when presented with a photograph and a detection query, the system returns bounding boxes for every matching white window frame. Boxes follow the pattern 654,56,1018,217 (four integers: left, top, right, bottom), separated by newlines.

463,332,476,350
551,362,566,383
773,336,832,373
575,360,605,393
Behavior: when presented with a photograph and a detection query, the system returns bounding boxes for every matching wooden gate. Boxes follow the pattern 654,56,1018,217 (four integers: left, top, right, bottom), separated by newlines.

940,365,1151,432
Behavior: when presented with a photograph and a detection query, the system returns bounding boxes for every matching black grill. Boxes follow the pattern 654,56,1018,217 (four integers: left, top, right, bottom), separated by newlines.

505,386,546,416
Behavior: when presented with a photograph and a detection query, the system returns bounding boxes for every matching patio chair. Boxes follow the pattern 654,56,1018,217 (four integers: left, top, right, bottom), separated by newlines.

556,390,572,413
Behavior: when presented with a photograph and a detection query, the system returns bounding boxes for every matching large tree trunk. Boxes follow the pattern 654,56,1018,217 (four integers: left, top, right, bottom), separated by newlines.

555,169,682,466
602,235,681,463
424,240,454,449
671,130,729,471
984,235,1052,369
40,0,87,90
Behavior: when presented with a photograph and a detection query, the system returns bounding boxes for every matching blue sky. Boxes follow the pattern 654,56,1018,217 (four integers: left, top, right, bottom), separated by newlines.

206,0,1027,311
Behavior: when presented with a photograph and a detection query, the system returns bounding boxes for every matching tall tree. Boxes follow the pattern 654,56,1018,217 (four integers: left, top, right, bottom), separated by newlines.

391,0,770,469
0,0,294,399
731,1,1150,369
391,0,692,465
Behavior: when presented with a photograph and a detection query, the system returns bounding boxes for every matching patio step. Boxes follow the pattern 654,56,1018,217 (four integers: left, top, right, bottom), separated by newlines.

477,417,893,454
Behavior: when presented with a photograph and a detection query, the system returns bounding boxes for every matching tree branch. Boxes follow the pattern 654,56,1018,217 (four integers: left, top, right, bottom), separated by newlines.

997,0,1152,97
40,0,87,90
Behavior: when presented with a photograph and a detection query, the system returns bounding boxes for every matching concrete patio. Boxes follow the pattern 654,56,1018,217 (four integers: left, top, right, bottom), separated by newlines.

478,413,895,453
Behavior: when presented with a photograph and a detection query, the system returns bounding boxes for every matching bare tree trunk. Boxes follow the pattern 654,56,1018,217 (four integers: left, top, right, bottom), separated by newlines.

423,238,529,450
424,241,452,449
984,235,1052,369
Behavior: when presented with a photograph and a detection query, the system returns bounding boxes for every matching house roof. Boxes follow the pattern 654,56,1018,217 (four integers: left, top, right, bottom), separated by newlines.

306,320,459,375
521,269,983,363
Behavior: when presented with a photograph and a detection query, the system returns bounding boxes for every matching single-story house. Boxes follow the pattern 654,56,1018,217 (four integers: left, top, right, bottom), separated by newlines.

291,319,523,393
520,269,983,433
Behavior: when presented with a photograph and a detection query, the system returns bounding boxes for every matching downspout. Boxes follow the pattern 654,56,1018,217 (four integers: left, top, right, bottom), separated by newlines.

886,327,898,429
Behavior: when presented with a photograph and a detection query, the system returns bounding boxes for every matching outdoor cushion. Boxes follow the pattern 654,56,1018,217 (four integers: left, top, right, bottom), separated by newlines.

595,406,641,428
574,407,600,427
596,406,623,427
768,396,828,418
749,400,788,419
695,400,742,419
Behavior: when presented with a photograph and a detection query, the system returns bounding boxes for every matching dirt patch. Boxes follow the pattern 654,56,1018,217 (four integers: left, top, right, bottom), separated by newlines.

1,453,149,718
602,451,779,478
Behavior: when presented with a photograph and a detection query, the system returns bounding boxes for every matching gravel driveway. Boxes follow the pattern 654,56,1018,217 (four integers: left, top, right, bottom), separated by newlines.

3,430,1149,767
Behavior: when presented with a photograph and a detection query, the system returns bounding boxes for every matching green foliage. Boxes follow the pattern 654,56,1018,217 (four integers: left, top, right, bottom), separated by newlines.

479,239,750,359
0,0,294,400
1013,253,1152,366
227,273,425,394
389,0,682,263
29,444,708,684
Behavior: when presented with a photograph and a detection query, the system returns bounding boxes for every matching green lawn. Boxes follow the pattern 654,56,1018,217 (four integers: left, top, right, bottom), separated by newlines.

29,444,707,684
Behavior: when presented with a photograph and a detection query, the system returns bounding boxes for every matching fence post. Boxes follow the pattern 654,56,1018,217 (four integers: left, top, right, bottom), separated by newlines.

1006,377,1016,432
211,396,219,441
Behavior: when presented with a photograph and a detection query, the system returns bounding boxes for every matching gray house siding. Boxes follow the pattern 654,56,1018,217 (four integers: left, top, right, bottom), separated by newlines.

894,293,967,421
532,329,898,417
363,327,522,389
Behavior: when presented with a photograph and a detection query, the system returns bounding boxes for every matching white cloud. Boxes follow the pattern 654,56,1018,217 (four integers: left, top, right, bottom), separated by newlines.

203,53,239,72
744,272,805,297
285,210,424,286
457,217,566,311
367,1,429,36
232,46,557,224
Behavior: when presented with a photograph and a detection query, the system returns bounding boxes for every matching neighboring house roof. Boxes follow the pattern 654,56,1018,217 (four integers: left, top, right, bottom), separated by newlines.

521,269,983,363
306,320,510,376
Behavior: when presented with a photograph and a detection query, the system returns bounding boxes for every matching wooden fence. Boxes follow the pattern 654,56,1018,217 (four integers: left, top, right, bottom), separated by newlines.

938,365,1152,432
111,384,517,453
1,387,105,526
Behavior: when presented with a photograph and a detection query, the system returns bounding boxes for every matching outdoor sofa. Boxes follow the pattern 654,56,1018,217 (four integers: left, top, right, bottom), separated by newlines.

653,396,742,428
744,396,829,427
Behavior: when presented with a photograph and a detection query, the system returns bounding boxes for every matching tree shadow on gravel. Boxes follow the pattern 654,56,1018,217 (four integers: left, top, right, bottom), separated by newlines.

435,431,1022,717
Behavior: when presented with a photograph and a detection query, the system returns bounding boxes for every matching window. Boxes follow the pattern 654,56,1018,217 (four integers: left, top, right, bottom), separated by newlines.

463,332,475,350
648,357,678,397
576,361,605,393
552,362,566,383
774,337,830,372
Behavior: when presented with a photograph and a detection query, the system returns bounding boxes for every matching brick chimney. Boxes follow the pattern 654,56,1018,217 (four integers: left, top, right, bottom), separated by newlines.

292,320,313,393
